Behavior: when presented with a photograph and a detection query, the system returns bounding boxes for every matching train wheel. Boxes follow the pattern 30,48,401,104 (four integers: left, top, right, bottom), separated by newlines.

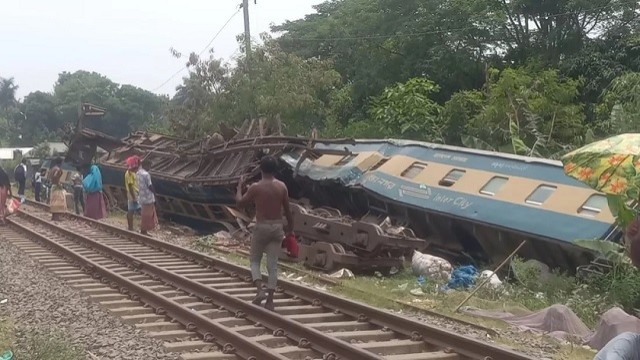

331,243,346,254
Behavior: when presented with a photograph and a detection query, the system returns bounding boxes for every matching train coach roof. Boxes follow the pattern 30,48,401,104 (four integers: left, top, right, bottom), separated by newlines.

346,139,565,167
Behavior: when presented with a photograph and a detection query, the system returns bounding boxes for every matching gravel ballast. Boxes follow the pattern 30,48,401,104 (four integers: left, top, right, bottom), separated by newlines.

0,236,180,360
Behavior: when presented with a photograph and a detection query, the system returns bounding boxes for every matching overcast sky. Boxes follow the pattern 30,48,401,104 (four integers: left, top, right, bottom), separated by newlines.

1,0,322,99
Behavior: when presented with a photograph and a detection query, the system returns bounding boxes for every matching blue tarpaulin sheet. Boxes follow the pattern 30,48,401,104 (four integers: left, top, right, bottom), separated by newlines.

442,265,478,290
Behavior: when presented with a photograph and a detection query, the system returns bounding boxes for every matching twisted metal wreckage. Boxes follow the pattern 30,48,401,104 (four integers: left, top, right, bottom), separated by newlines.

62,104,618,274
64,114,426,273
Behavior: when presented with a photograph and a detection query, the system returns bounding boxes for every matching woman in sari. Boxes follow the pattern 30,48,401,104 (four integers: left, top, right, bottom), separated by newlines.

0,165,12,225
49,158,67,221
82,164,107,220
136,159,157,235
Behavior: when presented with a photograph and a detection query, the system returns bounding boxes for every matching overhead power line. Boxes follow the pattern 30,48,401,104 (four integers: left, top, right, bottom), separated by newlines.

152,7,241,92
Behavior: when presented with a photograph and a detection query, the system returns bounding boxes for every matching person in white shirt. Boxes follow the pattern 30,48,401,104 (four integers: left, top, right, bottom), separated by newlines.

34,169,44,202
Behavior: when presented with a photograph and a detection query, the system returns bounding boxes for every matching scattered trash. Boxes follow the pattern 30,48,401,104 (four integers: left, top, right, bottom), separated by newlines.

0,350,11,360
389,266,399,275
213,231,232,241
410,288,426,296
374,271,383,278
479,270,502,288
416,275,426,285
442,265,478,291
411,250,452,281
328,268,355,279
391,282,409,293
0,299,6,305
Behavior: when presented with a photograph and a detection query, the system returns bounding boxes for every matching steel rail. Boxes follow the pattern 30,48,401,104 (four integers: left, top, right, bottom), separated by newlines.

7,217,288,360
13,211,387,360
17,202,535,360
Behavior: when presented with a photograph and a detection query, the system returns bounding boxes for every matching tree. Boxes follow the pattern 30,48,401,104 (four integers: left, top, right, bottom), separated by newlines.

53,71,166,138
466,67,586,157
19,91,60,144
0,77,18,112
440,90,485,146
486,0,639,64
165,36,343,138
273,0,489,123
595,72,640,136
366,78,444,142
165,49,237,138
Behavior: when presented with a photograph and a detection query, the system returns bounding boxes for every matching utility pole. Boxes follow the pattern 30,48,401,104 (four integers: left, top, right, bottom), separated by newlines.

242,0,251,60
242,0,256,121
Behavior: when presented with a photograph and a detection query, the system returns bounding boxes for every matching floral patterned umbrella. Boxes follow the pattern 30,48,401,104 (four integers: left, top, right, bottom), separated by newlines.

561,134,640,197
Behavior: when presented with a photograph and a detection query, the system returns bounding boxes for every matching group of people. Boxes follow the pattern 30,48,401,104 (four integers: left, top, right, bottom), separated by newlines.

124,155,157,235
0,153,290,312
46,158,108,221
0,159,41,225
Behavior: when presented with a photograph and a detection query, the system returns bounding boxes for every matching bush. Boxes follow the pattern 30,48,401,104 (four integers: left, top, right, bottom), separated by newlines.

500,257,640,326
15,330,83,360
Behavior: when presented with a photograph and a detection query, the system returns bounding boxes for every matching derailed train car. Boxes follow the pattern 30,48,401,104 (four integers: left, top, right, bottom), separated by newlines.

65,120,620,274
289,140,620,271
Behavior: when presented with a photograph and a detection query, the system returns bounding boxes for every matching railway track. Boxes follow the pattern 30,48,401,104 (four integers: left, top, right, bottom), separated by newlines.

1,201,535,360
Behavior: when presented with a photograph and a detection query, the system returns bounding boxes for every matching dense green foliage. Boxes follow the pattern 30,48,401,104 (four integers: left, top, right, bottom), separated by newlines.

1,0,639,156
162,0,639,157
0,72,167,146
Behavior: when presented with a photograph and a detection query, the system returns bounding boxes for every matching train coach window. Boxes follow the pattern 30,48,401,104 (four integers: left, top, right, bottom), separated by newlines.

480,176,508,196
401,162,427,179
578,194,608,216
439,169,466,187
369,158,389,171
335,154,357,166
525,185,556,205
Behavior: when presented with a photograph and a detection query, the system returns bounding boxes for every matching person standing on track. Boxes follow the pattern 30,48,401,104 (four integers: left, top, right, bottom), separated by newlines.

82,163,107,220
14,159,27,204
48,158,67,221
34,168,43,202
72,172,85,214
0,165,12,225
136,159,157,235
125,156,141,231
235,155,294,311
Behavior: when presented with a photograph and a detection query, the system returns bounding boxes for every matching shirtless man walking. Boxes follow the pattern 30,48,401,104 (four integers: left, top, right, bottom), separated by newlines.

236,156,293,311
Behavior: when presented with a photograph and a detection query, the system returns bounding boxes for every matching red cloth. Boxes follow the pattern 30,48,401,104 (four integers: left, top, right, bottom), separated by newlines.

282,233,299,258
126,155,140,170
6,198,20,215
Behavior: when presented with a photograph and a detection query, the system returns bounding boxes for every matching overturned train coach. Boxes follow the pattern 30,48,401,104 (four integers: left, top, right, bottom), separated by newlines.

65,123,620,274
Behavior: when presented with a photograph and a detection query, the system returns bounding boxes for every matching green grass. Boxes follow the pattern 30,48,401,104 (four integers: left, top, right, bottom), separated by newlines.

0,318,14,354
0,318,82,360
16,330,83,360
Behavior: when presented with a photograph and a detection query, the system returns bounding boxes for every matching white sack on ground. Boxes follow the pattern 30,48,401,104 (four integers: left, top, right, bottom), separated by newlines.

411,250,452,281
479,270,503,288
